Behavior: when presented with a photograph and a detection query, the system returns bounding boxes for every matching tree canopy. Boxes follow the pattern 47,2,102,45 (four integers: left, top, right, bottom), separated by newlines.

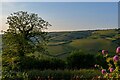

3,11,51,56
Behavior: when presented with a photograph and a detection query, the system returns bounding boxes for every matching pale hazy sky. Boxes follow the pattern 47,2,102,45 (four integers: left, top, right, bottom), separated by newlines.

0,2,118,33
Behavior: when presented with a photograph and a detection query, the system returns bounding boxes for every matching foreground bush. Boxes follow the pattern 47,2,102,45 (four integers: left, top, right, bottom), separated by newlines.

95,53,108,69
95,47,120,79
20,57,66,70
67,50,96,69
27,69,102,80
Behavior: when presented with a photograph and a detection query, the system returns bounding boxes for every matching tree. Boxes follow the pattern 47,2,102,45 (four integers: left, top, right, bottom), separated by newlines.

2,11,51,79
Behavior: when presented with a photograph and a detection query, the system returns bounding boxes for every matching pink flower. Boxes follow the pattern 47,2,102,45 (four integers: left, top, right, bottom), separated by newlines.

101,69,106,74
113,55,119,62
116,47,120,54
102,50,108,55
109,68,114,72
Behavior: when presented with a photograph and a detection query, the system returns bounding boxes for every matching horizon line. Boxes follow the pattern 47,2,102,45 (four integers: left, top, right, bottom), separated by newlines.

0,28,118,34
47,28,118,32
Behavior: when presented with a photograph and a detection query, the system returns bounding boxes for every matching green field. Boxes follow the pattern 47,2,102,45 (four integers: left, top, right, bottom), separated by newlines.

46,29,118,58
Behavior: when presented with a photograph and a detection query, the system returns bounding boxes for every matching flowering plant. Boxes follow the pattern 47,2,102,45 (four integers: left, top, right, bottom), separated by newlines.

95,47,120,79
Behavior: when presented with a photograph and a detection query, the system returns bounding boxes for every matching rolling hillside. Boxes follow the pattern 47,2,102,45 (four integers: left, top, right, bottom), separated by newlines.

47,29,118,58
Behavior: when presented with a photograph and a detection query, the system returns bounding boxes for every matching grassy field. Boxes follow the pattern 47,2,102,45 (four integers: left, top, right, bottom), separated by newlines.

46,29,118,58
69,38,117,54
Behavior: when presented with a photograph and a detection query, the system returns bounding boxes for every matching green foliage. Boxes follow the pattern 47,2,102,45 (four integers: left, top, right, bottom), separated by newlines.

49,58,66,70
37,58,66,70
27,69,102,80
9,56,66,70
67,50,96,69
3,11,51,56
95,47,120,79
2,71,28,80
95,53,108,69
2,11,50,79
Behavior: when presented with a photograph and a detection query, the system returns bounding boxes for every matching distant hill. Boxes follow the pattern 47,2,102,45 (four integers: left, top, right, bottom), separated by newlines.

48,30,93,42
47,29,118,58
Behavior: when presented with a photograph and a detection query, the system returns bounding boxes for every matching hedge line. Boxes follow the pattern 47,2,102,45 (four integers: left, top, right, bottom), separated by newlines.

27,69,102,80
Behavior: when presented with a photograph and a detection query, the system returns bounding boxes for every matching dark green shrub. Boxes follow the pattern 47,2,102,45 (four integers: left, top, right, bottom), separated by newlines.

67,50,96,69
50,58,66,70
27,69,102,80
95,53,108,69
20,56,66,70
